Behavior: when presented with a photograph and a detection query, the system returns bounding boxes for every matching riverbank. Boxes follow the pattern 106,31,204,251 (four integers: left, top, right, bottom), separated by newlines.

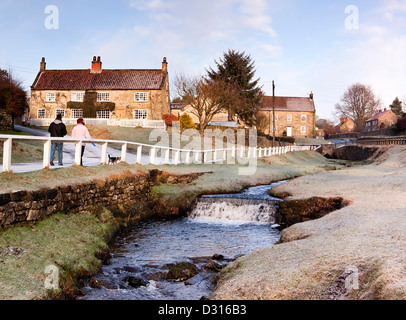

0,150,341,299
211,146,406,300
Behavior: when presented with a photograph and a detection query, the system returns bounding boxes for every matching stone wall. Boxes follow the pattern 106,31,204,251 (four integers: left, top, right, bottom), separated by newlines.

0,169,202,229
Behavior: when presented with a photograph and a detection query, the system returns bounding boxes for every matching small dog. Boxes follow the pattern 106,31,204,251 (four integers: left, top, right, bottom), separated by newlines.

108,154,121,165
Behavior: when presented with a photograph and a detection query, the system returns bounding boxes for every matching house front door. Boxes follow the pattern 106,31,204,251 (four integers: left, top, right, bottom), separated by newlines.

287,126,292,137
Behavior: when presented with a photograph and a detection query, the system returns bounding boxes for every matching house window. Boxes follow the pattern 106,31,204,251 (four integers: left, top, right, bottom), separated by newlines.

287,114,293,122
301,115,307,122
96,110,111,119
37,109,46,118
273,114,278,121
71,92,85,102
134,92,149,102
301,126,307,134
272,125,278,132
97,92,110,102
56,109,65,118
71,109,83,119
46,92,56,102
134,109,148,119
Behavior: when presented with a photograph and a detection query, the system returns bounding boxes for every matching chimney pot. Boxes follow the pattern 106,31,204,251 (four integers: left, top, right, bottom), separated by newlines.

162,57,168,73
40,57,46,72
91,56,102,73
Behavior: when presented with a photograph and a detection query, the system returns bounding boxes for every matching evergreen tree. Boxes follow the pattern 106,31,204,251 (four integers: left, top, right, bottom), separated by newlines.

389,97,403,116
206,50,263,126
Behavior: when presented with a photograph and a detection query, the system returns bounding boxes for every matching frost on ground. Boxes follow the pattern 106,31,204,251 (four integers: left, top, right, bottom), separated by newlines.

211,146,406,300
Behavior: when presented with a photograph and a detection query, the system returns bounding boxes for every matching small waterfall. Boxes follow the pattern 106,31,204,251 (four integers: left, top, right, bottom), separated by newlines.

189,197,281,223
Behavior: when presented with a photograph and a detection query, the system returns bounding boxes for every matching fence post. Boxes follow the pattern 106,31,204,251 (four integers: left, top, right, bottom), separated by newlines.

185,151,191,165
137,145,143,164
194,151,200,164
164,149,170,165
240,146,245,159
121,143,127,163
74,141,82,165
43,139,51,169
3,138,12,172
174,150,180,165
101,142,108,165
150,147,156,165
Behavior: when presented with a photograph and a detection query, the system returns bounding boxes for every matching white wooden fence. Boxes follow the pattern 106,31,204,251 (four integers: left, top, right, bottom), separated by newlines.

29,118,166,129
0,134,318,172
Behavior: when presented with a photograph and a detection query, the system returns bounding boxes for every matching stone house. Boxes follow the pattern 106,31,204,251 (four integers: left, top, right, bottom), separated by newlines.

259,93,316,138
170,103,231,127
365,108,398,132
29,56,170,123
335,116,356,133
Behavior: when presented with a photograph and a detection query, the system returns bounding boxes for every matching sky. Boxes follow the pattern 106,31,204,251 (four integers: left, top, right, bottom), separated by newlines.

1,0,406,121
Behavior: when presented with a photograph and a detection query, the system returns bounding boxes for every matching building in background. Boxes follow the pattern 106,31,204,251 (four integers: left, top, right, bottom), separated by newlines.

365,108,399,132
335,116,356,133
260,93,316,138
29,56,170,127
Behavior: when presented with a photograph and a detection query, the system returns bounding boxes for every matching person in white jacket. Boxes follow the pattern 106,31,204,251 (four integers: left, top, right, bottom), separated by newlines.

71,118,92,166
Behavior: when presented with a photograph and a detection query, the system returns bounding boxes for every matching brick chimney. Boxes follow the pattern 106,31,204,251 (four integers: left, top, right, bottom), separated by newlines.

309,91,314,100
91,56,102,73
162,57,168,73
40,57,46,72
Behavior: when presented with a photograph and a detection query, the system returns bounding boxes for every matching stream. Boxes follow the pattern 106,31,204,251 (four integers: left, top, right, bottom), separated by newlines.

78,181,286,300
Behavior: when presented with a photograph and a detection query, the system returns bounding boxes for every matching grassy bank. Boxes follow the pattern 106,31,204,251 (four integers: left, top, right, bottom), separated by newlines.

0,150,342,300
212,146,406,300
0,209,118,300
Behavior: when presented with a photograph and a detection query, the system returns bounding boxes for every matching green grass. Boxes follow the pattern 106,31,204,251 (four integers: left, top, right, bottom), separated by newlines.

0,129,44,164
0,210,118,300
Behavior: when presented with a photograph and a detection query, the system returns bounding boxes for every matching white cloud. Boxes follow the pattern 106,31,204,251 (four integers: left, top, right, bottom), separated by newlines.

238,0,277,37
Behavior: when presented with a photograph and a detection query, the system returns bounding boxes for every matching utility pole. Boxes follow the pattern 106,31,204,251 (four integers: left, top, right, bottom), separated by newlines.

272,81,276,148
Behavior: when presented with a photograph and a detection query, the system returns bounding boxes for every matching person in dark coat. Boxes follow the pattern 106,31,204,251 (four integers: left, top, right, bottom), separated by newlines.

48,113,67,166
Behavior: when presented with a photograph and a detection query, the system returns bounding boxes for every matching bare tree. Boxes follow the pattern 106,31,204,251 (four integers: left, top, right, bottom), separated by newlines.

335,83,381,127
173,74,242,133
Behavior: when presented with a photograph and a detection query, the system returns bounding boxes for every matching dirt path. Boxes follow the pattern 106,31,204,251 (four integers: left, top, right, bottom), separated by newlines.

212,146,406,300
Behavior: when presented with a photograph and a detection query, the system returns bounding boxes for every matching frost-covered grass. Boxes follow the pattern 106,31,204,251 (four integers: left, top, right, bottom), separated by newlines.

150,151,340,208
0,211,117,300
0,150,342,300
212,146,406,300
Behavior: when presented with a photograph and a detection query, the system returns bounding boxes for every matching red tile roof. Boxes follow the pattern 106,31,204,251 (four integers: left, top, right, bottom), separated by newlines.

31,69,166,91
366,110,391,122
261,96,315,112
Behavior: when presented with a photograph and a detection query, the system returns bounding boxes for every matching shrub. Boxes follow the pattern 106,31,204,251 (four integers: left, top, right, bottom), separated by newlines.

179,113,196,130
397,116,406,131
162,114,179,126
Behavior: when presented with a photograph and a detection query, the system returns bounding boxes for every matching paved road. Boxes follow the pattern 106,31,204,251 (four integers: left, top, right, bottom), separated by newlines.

2,125,169,173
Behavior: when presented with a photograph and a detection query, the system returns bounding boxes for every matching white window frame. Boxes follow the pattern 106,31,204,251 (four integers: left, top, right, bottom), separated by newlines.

273,114,278,121
272,125,278,133
301,126,307,134
56,109,65,118
46,92,56,102
71,109,83,119
301,115,307,122
287,114,293,122
134,92,149,102
133,109,148,120
96,110,111,119
37,109,46,118
71,92,85,102
97,92,110,102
